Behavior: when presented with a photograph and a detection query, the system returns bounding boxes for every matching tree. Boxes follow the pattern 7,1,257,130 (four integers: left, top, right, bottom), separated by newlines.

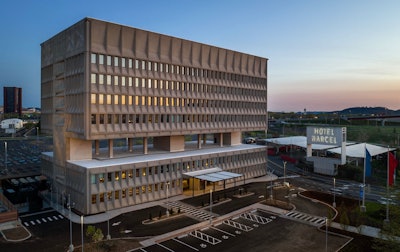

86,225,104,243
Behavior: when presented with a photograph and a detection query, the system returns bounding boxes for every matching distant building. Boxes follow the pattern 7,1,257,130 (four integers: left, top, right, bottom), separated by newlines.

41,18,268,215
3,87,22,116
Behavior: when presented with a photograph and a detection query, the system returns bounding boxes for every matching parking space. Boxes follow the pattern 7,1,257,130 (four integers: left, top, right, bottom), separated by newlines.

135,209,278,252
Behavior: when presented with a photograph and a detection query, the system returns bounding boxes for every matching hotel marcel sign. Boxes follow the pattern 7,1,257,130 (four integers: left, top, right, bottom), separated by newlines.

306,126,347,175
307,127,346,145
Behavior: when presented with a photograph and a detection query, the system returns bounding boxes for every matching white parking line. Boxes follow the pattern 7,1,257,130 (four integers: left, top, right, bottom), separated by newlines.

42,218,47,223
211,227,236,237
24,222,29,227
157,243,174,252
172,238,199,251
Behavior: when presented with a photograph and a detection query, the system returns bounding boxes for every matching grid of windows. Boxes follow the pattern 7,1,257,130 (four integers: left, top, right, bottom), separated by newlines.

89,150,265,204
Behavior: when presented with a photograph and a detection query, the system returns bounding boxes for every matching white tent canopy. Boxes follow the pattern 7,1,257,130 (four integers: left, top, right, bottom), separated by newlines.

265,136,396,158
328,143,396,158
265,136,339,150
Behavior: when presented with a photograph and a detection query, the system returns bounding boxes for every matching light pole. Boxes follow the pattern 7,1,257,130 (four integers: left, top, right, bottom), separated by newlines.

80,215,84,252
4,141,7,173
67,194,74,252
166,182,170,217
325,217,328,252
283,161,287,184
333,178,336,208
106,194,111,240
209,189,213,224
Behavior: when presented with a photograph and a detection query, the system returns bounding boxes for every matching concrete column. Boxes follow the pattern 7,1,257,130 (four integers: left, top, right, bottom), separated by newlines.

219,133,223,147
203,134,207,144
108,139,113,158
128,138,133,152
143,137,148,155
197,134,202,149
95,140,100,155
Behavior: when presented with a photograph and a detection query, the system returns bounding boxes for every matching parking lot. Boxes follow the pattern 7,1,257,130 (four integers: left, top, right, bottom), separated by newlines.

134,208,351,252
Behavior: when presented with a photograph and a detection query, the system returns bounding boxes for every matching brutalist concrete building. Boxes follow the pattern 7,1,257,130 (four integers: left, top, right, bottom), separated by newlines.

41,18,268,215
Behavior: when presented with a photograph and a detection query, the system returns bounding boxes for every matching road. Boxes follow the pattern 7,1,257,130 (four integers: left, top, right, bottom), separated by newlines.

267,155,400,206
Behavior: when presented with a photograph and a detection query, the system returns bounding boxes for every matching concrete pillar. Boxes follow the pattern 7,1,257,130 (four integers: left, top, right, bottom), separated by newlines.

108,139,113,158
95,140,100,155
220,133,223,147
128,138,133,152
143,137,148,155
197,134,202,149
203,134,207,145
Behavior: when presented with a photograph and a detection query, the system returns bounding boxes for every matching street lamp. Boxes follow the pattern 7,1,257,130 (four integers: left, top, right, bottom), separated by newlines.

67,194,74,252
106,194,111,240
209,189,213,224
81,215,84,252
333,178,336,208
166,182,170,217
325,217,328,252
283,161,287,184
4,141,7,173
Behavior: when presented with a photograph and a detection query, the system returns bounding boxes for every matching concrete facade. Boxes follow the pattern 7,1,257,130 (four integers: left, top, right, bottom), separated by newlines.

41,18,268,215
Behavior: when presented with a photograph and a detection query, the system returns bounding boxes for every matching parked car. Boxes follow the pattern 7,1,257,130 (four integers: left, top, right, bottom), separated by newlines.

244,137,256,144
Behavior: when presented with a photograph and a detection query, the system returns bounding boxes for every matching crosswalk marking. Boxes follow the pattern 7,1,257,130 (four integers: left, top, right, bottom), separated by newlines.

23,214,65,227
165,201,218,221
285,211,325,227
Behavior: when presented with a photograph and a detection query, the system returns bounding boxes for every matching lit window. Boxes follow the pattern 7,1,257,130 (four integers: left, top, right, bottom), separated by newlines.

107,55,112,66
115,172,120,181
114,76,119,86
91,94,96,104
141,78,145,88
114,95,119,105
99,74,104,85
114,56,119,67
154,62,158,71
129,187,133,196
128,77,132,87
148,79,152,88
148,61,152,71
107,95,112,104
121,95,126,105
121,76,125,86
135,78,139,87
141,60,146,70
107,75,112,85
91,195,97,204
99,54,104,65
99,173,105,183
128,96,132,105
91,74,96,84
99,94,104,105
91,53,96,64
121,58,126,68
128,59,133,68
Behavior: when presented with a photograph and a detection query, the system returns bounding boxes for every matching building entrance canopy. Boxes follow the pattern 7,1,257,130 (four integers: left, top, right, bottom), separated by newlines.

183,167,242,182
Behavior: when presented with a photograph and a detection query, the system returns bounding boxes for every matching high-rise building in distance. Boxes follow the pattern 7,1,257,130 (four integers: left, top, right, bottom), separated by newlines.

3,87,22,116
41,18,268,215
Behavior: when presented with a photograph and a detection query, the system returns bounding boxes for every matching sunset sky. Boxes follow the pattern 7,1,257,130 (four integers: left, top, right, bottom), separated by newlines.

0,0,399,112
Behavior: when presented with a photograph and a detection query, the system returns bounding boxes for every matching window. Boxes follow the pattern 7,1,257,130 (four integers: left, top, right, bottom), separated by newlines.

121,76,126,86
128,59,133,68
114,76,119,86
107,75,112,85
99,114,104,124
121,58,126,68
91,53,96,64
91,94,96,104
114,56,119,67
141,60,146,70
99,54,104,65
99,74,104,85
114,95,119,105
91,195,97,204
99,94,104,105
91,114,96,124
128,170,133,178
107,172,112,182
90,175,96,184
107,55,112,66
106,95,112,104
115,171,120,181
91,74,96,84
128,77,132,86
121,95,126,105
